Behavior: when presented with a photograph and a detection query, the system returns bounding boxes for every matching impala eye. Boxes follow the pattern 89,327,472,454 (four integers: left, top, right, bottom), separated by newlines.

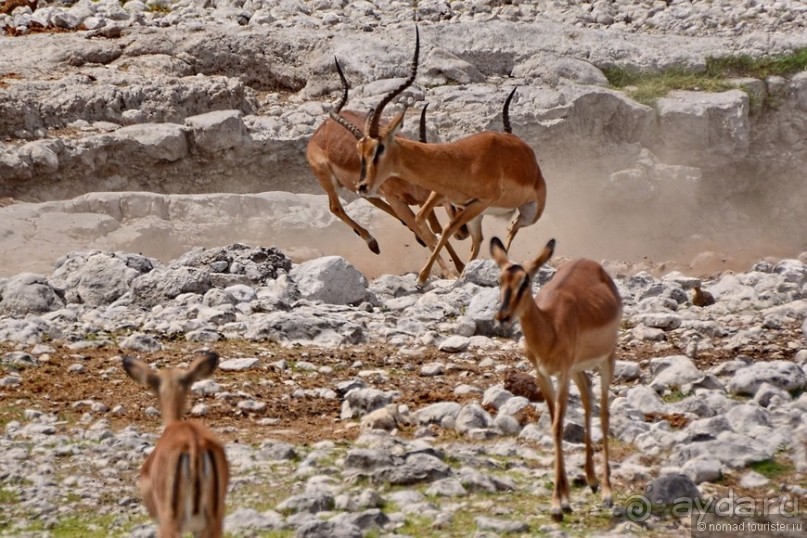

515,276,530,302
373,144,385,163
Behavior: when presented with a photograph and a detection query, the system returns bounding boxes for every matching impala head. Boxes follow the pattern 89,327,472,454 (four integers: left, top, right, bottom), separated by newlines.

329,27,420,197
490,237,556,325
122,350,220,423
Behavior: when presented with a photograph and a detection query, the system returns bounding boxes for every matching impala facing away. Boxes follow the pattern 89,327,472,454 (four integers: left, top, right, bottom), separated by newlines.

490,237,622,521
123,351,229,538
329,29,547,285
306,52,465,275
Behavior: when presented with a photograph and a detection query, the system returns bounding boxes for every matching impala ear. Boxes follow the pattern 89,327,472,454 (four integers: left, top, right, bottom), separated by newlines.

181,350,219,386
489,237,510,268
122,356,161,391
381,106,408,141
524,238,556,279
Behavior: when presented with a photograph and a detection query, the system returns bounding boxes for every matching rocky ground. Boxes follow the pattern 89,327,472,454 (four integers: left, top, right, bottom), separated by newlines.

2,0,807,272
1,0,807,537
0,243,806,537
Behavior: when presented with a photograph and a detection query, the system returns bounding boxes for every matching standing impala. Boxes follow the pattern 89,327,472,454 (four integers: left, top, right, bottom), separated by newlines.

329,29,547,285
123,351,229,538
490,237,621,521
307,52,465,275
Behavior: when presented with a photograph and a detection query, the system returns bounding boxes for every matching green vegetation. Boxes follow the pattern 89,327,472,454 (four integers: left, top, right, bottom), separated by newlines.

705,48,807,79
48,514,120,538
0,487,19,504
662,387,688,403
749,458,794,480
2,513,128,538
603,65,735,104
603,47,807,105
0,403,25,428
228,476,296,514
255,531,295,538
145,3,171,13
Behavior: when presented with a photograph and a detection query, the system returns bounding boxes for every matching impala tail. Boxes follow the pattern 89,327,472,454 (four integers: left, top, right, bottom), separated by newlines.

502,87,517,134
171,442,226,532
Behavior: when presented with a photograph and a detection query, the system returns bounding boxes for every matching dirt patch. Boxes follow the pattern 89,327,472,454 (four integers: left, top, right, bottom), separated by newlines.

0,340,517,446
1,332,798,447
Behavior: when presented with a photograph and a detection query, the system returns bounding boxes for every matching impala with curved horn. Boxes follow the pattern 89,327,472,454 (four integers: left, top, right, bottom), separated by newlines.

491,237,621,521
330,29,547,285
306,50,465,275
122,350,230,537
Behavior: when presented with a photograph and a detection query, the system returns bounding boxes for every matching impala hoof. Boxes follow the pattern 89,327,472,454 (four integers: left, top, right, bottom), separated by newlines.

550,508,563,522
368,239,380,255
602,495,613,508
454,224,470,240
590,483,599,494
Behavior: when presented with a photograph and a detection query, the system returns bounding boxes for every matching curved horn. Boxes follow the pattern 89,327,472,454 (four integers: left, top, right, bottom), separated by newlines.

502,86,517,134
366,25,420,138
333,57,350,113
329,57,364,140
418,103,429,143
329,111,364,140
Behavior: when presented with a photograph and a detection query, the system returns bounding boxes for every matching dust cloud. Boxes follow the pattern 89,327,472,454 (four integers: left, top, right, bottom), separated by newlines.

292,164,807,280
2,147,803,282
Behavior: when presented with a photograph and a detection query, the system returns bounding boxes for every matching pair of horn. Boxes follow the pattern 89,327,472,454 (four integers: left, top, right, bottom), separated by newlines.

329,26,420,141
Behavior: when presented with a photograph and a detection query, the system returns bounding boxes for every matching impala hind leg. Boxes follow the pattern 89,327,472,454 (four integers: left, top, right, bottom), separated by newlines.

158,522,182,538
464,214,484,263
197,525,224,538
574,371,599,494
504,200,543,251
599,354,615,507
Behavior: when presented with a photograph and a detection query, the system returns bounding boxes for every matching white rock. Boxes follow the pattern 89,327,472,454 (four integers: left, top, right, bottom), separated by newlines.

290,256,368,305
219,357,260,371
739,470,770,489
728,361,807,396
437,335,470,353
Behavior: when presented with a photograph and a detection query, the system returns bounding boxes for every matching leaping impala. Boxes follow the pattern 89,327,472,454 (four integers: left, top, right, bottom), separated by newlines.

123,351,229,538
490,237,621,521
306,50,466,275
329,28,547,285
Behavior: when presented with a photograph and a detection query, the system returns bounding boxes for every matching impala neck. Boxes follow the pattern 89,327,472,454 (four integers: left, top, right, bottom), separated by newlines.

160,392,186,424
387,138,466,192
518,297,557,361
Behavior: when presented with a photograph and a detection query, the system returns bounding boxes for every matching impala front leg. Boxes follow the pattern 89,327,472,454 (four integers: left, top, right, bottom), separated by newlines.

417,200,488,285
364,196,427,246
385,195,462,277
414,191,465,277
319,176,381,255
139,454,158,519
599,354,615,508
551,373,572,521
414,191,446,248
